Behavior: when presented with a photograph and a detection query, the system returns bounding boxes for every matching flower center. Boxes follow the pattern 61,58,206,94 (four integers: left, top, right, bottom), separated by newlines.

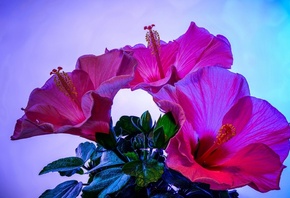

50,67,78,102
144,24,164,78
215,124,236,145
196,124,236,166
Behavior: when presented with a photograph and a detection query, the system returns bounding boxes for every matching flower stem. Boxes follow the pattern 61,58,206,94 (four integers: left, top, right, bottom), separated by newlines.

113,147,129,162
143,133,149,160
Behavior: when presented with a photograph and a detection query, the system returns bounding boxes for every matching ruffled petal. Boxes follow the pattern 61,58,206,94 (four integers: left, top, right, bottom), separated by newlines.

175,67,249,154
124,22,233,93
166,120,199,164
125,41,179,92
155,99,186,130
175,22,233,78
11,67,112,141
24,70,94,124
222,96,290,162
166,143,284,192
76,49,136,97
58,91,112,141
11,115,54,140
153,83,177,103
212,143,284,192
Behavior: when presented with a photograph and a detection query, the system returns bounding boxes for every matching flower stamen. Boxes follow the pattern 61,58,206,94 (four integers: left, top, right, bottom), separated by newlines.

144,24,164,78
215,124,236,145
197,124,236,166
50,67,78,102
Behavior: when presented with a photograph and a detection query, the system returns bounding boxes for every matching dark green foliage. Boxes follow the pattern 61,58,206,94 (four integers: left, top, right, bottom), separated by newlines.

39,111,239,198
39,157,84,175
122,159,164,187
39,180,82,198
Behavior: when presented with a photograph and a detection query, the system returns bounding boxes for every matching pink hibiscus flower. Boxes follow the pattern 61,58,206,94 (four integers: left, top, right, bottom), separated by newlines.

11,50,136,141
123,22,233,93
154,67,290,192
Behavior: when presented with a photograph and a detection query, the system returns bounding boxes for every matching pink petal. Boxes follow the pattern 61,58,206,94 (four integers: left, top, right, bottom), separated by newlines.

126,41,179,91
58,91,112,141
222,96,290,162
175,67,249,153
166,143,284,192
76,49,136,97
24,70,94,125
214,143,284,192
11,69,111,141
165,120,199,164
11,116,54,140
153,82,178,103
125,22,233,93
175,22,233,78
131,65,180,93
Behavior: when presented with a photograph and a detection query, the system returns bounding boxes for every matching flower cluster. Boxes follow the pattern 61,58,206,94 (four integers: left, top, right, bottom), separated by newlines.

12,22,290,198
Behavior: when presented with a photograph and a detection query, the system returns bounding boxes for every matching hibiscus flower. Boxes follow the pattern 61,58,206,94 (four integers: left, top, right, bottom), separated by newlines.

154,66,290,192
123,22,233,93
11,50,136,141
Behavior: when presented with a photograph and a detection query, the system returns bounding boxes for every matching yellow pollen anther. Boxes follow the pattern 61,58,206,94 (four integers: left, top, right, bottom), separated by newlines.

50,67,78,101
196,124,236,166
144,24,164,78
215,124,236,145
144,24,160,55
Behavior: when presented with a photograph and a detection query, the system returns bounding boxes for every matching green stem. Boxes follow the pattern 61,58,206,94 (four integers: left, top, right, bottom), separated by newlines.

113,147,129,162
143,134,149,160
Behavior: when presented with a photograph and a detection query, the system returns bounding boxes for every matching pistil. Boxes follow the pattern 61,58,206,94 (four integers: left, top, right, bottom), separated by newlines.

50,67,78,103
144,24,164,79
197,124,236,166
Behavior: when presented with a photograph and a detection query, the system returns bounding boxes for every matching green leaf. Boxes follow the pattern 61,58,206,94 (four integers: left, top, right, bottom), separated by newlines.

95,130,117,150
140,111,152,133
155,112,178,145
90,148,103,161
132,133,145,149
122,159,164,187
59,168,84,176
75,142,96,162
153,127,165,148
115,115,141,136
229,190,239,198
124,152,139,161
83,167,130,197
39,157,84,175
86,151,124,174
39,180,82,198
218,191,231,198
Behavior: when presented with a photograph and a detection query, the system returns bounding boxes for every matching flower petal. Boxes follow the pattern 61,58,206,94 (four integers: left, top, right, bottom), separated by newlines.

11,115,54,140
176,67,249,153
126,41,179,91
24,70,94,125
166,143,284,192
59,91,112,141
222,96,290,162
11,68,111,141
76,49,136,97
175,22,233,78
213,143,284,192
125,22,233,93
165,120,199,164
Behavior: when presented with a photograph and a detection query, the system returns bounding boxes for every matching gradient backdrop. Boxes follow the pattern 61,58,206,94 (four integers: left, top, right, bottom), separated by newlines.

1,0,289,197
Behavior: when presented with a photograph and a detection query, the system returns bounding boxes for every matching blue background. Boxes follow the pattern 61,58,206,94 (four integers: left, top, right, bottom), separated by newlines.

1,0,289,197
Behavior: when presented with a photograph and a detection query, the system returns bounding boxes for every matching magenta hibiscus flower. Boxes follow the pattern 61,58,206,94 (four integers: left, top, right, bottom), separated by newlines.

11,50,136,141
154,67,290,192
123,22,233,93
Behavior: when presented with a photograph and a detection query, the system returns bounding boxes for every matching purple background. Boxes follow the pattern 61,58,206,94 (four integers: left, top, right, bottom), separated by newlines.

1,0,289,197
